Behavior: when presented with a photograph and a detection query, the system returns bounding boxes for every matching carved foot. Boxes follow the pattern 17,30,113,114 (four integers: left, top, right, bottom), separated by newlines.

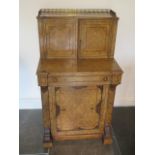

102,124,112,144
43,128,53,148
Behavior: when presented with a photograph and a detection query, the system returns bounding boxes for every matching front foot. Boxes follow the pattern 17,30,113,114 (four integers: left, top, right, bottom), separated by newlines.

102,124,112,144
43,128,53,148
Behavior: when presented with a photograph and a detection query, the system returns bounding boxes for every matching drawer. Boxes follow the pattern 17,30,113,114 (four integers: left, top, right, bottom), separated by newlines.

48,75,111,84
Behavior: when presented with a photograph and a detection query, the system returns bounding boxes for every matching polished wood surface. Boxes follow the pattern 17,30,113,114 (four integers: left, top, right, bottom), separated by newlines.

42,18,77,58
56,86,101,131
37,59,122,74
36,9,123,148
37,9,118,59
79,19,117,58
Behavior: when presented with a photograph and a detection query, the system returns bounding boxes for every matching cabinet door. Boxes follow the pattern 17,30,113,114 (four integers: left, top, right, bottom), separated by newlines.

49,85,109,140
44,18,77,58
78,19,112,58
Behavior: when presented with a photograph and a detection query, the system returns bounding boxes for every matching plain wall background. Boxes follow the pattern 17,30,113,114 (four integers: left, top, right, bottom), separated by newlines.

19,0,134,109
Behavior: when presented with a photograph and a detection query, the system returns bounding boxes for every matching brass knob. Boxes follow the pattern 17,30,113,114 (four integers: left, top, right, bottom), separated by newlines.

103,76,108,81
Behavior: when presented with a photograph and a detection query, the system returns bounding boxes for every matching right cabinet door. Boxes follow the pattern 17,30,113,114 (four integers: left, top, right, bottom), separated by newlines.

78,19,113,58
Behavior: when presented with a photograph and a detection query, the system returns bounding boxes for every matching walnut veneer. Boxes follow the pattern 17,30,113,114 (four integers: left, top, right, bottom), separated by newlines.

36,9,123,148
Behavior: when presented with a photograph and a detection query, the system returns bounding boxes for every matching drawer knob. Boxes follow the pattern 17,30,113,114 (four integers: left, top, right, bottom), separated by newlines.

103,77,108,81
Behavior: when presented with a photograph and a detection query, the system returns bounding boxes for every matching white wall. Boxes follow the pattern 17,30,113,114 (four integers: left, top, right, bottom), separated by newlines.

19,0,134,109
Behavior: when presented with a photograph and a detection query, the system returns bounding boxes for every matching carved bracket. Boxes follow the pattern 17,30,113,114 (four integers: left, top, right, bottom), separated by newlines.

111,73,122,84
38,72,48,86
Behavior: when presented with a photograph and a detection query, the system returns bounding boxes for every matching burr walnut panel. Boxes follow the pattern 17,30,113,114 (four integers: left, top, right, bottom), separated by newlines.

55,86,102,131
79,20,112,58
44,19,77,58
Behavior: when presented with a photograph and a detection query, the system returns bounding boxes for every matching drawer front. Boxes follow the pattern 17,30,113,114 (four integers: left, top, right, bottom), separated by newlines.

48,75,111,84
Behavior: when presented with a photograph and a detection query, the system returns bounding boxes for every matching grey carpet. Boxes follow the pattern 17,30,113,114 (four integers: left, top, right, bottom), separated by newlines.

20,108,135,155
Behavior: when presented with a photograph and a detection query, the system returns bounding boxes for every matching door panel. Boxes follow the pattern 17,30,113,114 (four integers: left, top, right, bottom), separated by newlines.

49,84,110,139
44,18,77,58
79,19,112,58
49,85,108,137
56,86,101,131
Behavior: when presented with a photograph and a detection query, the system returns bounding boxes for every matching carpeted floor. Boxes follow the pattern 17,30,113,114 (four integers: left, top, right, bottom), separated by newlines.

19,107,135,155
112,107,135,155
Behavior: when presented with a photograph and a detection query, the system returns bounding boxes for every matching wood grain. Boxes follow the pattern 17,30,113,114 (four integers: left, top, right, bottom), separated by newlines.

37,9,118,59
56,86,101,131
36,9,123,148
79,19,116,58
41,87,50,128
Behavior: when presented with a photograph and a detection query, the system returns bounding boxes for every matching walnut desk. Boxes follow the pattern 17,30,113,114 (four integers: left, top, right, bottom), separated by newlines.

36,9,123,148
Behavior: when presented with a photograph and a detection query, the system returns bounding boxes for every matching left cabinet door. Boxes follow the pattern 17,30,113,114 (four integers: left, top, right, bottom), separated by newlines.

39,18,77,58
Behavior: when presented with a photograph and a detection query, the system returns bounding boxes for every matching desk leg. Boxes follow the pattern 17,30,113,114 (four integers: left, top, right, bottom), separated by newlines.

103,85,116,144
103,124,112,144
43,128,53,148
41,87,53,148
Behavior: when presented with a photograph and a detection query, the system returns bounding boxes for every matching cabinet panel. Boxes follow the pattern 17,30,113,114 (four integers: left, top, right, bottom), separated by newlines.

56,86,101,131
49,85,108,137
44,19,77,58
79,19,112,58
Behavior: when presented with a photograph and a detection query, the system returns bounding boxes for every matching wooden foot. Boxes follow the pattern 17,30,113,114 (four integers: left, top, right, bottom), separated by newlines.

102,124,112,144
43,128,53,148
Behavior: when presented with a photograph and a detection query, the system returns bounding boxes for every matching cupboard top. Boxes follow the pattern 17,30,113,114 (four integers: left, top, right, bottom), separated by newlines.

37,9,118,19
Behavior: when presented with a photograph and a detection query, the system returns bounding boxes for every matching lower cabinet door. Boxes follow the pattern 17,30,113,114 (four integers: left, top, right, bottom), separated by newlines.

49,85,108,140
